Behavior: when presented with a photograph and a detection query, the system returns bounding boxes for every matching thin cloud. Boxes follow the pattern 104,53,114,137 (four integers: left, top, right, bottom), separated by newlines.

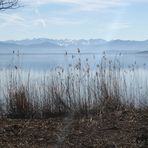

0,13,25,22
0,13,25,27
23,0,127,11
23,0,148,11
33,19,47,28
110,22,130,30
32,17,82,28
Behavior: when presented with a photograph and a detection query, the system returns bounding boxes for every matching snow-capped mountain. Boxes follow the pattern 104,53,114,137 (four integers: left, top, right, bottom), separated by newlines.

0,38,148,53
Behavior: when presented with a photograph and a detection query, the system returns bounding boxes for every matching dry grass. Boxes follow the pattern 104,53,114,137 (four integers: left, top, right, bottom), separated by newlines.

0,53,148,119
6,86,34,118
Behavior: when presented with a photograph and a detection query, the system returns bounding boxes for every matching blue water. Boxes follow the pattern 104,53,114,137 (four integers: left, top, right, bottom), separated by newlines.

0,51,148,71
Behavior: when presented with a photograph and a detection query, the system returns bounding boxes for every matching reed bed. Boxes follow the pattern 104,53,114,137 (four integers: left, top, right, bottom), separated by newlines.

0,53,148,119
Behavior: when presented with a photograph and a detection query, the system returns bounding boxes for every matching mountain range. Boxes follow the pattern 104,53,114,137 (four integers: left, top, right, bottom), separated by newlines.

0,38,148,53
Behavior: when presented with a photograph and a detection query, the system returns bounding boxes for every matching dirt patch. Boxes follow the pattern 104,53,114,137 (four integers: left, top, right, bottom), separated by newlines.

0,110,148,147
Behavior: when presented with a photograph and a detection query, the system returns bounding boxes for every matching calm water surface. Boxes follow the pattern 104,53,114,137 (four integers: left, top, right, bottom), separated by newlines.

0,52,147,70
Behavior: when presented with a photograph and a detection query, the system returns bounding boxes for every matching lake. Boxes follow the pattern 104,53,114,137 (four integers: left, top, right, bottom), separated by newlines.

0,51,148,71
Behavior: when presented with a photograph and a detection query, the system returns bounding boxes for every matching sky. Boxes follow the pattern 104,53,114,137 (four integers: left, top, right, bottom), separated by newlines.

0,0,148,41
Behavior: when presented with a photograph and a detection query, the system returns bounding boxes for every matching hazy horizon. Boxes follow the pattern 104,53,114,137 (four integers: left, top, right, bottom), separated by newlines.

1,38,148,42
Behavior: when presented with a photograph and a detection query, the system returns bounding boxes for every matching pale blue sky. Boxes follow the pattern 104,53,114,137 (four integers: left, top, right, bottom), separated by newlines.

0,0,148,40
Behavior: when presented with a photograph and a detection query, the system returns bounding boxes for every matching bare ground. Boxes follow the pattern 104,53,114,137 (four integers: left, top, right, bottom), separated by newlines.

0,109,148,148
